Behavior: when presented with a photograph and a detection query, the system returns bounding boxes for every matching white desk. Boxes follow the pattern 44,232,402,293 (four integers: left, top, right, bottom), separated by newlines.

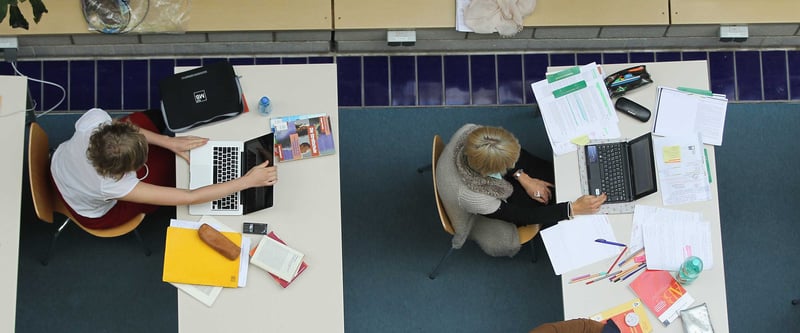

0,75,27,332
553,61,729,332
174,64,344,332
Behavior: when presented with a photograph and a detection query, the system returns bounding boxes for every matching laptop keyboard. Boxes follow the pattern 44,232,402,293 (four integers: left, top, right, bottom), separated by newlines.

597,143,628,202
212,146,240,211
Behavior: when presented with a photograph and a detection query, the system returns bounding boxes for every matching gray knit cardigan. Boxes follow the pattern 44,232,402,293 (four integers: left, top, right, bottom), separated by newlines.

435,124,521,257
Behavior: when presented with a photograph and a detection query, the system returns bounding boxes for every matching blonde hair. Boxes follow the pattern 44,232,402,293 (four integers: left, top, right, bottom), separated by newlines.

87,121,148,180
464,126,520,176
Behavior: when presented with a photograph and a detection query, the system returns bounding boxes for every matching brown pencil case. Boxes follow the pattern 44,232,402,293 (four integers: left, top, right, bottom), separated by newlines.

198,223,240,260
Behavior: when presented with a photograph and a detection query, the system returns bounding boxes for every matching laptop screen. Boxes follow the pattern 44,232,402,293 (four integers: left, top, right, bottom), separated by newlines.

629,133,657,197
241,133,275,214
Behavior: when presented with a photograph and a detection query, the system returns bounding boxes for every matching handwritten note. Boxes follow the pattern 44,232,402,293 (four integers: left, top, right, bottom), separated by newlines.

662,145,681,163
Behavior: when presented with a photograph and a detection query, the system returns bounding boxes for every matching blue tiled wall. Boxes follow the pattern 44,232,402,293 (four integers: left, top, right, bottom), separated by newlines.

2,50,798,112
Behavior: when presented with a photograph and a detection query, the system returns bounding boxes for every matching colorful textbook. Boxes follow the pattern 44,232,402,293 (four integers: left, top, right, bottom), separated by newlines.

270,113,335,162
629,270,695,326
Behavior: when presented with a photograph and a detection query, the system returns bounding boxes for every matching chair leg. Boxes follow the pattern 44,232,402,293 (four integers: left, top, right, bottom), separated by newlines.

132,229,152,257
530,239,538,263
42,218,71,266
429,247,455,280
417,163,432,173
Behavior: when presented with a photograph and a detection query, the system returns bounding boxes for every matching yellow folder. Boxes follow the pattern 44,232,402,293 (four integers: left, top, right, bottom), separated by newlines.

162,226,241,288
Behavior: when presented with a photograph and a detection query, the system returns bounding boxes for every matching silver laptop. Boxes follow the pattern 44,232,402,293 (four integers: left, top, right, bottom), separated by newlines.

189,133,274,216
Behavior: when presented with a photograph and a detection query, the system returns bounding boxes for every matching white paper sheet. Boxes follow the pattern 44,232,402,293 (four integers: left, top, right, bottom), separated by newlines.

456,0,474,32
540,215,621,275
653,86,728,146
532,63,620,155
642,219,713,271
629,205,702,254
653,134,712,206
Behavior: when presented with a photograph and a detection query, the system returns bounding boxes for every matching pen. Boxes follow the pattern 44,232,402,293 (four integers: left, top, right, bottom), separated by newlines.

569,273,591,282
570,271,606,284
585,273,614,285
611,262,646,282
618,248,645,267
704,148,712,183
677,86,714,96
606,246,628,274
595,239,626,247
620,265,647,281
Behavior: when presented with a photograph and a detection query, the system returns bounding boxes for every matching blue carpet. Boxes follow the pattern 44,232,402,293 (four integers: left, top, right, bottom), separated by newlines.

15,104,800,332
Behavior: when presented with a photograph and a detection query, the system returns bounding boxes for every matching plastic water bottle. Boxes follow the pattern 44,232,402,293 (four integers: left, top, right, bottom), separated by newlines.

676,256,703,285
258,96,272,116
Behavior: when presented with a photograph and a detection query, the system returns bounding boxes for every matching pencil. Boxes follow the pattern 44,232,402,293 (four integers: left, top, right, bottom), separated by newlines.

618,248,645,267
620,264,647,281
585,274,609,285
569,273,591,282
570,272,606,284
611,263,646,282
606,246,627,274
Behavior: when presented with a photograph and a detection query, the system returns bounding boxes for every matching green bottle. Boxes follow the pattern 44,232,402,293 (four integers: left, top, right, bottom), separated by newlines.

676,256,703,285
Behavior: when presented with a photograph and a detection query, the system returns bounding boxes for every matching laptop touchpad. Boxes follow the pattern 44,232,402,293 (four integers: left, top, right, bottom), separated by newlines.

190,165,213,189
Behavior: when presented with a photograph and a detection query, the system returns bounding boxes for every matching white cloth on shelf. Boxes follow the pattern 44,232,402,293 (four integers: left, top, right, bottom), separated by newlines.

464,0,537,37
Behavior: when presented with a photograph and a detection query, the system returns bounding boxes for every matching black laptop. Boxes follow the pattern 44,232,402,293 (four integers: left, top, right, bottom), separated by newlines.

584,133,657,204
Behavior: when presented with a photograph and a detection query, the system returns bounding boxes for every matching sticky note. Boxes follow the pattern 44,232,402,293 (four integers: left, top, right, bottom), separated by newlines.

570,135,590,146
662,145,681,163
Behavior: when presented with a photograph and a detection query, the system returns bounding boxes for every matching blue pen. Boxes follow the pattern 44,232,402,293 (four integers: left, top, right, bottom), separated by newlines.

595,239,626,247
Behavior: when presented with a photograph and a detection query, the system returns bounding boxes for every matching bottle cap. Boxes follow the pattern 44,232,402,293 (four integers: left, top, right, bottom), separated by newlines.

260,96,270,105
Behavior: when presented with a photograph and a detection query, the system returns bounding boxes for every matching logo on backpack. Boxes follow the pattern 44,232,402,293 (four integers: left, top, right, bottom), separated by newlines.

194,90,207,103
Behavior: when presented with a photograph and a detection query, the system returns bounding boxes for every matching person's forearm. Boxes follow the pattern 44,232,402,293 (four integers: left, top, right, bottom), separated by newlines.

139,127,171,150
484,201,569,227
184,178,250,205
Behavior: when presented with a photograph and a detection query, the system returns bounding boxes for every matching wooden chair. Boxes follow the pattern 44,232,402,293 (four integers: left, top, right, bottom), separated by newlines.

420,135,540,280
27,122,150,265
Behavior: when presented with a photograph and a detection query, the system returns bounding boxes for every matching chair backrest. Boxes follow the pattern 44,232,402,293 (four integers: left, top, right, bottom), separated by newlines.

28,122,55,223
27,122,147,237
431,135,455,235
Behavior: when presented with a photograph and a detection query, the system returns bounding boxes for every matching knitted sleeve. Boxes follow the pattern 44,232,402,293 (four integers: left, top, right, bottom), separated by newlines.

457,188,501,215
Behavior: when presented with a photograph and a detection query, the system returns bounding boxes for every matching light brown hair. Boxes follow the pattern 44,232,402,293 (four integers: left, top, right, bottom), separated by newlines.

87,121,148,180
464,126,520,176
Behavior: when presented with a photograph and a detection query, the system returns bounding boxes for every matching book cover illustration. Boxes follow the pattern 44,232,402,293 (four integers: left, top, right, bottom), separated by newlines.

249,231,308,288
629,270,695,326
590,298,653,333
271,113,335,162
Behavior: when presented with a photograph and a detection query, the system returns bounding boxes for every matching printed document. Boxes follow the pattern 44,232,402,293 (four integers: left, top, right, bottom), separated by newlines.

653,86,728,146
642,219,713,271
532,63,620,155
629,205,713,271
653,134,712,206
540,215,620,275
629,205,701,253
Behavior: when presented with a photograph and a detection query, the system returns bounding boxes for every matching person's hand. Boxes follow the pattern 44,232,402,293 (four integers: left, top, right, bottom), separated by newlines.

169,136,209,162
518,172,554,204
242,160,278,188
571,194,607,215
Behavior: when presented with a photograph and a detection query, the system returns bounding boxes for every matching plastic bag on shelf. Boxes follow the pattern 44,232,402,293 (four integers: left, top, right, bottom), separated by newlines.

82,0,190,34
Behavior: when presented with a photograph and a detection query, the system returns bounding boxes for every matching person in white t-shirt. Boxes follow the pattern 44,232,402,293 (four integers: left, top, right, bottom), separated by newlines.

50,108,277,229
